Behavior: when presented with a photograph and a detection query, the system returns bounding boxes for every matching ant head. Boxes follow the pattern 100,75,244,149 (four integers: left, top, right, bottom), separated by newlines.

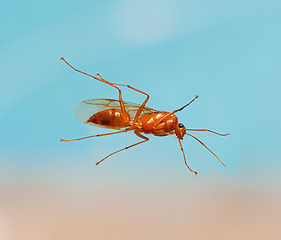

175,123,186,140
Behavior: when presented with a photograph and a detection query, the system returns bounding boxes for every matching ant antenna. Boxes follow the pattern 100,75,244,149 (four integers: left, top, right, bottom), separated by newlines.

185,132,226,167
186,129,230,136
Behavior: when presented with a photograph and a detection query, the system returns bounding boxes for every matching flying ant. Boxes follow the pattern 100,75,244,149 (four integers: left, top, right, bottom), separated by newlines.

60,57,229,175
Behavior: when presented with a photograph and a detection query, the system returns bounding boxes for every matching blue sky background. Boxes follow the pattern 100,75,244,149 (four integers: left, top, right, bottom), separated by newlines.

0,0,281,238
1,0,281,184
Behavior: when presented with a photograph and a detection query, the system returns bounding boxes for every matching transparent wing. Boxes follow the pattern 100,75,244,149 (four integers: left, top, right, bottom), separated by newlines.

74,98,157,127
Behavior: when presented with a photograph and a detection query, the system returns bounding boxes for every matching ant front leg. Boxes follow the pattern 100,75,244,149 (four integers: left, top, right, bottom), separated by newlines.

152,95,199,130
178,138,198,175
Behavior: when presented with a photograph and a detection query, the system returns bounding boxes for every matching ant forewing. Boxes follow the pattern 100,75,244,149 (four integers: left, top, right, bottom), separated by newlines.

74,99,156,129
60,57,229,175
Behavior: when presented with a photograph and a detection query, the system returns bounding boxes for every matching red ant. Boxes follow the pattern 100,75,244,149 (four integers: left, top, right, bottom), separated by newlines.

60,57,229,175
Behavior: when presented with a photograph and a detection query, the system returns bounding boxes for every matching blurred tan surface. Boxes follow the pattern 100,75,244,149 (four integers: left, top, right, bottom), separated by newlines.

1,183,280,240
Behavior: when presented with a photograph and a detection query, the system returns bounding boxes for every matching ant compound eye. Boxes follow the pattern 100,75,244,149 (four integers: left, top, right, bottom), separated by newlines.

178,123,184,128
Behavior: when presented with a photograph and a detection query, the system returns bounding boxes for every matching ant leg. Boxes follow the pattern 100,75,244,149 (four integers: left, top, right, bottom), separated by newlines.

59,129,129,142
178,138,198,175
173,95,199,113
96,130,149,165
60,57,128,119
111,83,150,124
152,95,199,130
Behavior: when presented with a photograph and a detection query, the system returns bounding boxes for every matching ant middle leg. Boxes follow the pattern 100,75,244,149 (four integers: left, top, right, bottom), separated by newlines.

112,83,150,124
96,130,149,165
